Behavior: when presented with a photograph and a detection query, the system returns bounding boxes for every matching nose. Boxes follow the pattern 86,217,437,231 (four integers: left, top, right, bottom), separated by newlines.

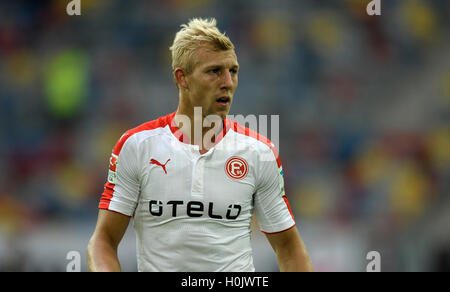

220,70,234,90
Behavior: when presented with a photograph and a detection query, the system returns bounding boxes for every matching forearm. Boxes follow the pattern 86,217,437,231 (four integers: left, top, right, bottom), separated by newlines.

87,237,122,272
276,246,314,272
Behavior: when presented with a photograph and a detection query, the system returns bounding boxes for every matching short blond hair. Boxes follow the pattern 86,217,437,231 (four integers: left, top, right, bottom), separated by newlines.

169,18,234,75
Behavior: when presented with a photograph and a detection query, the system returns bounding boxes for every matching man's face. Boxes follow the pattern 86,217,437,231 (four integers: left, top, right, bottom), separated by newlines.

184,46,239,119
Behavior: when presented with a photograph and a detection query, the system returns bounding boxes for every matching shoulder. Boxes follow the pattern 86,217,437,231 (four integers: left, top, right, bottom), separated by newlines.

226,118,281,168
112,112,175,155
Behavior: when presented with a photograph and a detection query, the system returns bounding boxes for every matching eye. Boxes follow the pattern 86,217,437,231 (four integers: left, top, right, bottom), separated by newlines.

230,68,238,75
209,68,220,74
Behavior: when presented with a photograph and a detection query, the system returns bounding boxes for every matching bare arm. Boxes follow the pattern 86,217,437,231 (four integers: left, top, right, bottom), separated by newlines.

266,226,314,272
87,209,131,272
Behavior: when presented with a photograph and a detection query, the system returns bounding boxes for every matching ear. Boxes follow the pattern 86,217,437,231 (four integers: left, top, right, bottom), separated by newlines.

174,68,189,90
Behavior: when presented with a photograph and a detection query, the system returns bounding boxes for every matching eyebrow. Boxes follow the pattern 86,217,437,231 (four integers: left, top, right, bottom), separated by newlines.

203,63,239,70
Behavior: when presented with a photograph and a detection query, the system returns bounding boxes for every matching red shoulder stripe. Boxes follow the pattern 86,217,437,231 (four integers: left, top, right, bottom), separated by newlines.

112,112,175,156
226,119,282,168
99,112,175,211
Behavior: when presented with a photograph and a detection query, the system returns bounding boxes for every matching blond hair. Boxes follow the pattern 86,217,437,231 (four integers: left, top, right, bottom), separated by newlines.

169,18,234,76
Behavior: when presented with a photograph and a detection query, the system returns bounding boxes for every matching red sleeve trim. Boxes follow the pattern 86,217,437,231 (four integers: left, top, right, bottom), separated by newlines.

261,223,296,235
98,207,133,218
283,195,295,221
99,182,115,209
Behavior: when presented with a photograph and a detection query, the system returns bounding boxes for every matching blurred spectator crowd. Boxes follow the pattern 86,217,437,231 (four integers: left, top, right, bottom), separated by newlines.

0,0,449,271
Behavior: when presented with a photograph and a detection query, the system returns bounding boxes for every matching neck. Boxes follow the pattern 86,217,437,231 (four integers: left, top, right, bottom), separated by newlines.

174,107,224,152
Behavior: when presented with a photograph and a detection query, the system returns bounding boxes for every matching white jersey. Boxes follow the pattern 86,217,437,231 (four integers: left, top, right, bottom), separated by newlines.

99,112,295,272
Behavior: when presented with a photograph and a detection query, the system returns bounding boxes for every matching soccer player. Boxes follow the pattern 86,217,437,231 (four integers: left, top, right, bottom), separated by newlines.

87,18,313,272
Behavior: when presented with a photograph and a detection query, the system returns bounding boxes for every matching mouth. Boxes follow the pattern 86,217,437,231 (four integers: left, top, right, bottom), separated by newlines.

216,96,230,106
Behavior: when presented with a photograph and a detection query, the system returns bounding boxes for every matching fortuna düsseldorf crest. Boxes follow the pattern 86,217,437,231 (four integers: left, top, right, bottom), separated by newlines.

225,157,248,180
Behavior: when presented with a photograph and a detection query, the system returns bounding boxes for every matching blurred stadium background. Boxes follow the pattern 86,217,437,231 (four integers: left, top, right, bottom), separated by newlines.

0,0,449,272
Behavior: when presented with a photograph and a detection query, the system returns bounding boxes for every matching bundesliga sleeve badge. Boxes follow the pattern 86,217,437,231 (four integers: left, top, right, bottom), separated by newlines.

225,156,249,180
107,153,118,184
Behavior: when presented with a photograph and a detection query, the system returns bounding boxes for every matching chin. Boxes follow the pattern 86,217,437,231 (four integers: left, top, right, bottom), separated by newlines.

216,110,230,120
205,108,229,120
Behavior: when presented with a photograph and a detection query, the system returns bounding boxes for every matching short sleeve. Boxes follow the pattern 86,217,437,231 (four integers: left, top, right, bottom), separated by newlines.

99,132,140,217
253,145,295,234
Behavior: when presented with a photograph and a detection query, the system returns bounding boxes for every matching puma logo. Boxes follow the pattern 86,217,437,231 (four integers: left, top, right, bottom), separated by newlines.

150,158,171,174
